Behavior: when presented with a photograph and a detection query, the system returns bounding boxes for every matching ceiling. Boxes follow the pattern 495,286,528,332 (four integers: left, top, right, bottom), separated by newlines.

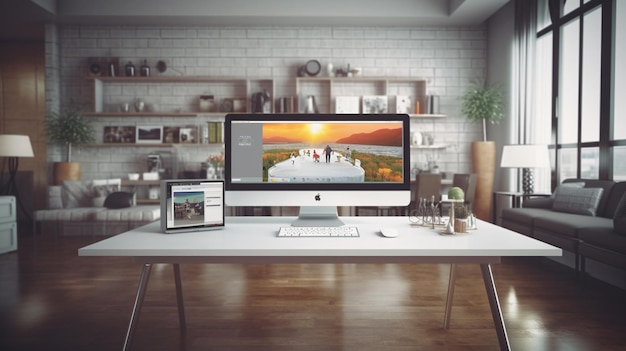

0,0,510,41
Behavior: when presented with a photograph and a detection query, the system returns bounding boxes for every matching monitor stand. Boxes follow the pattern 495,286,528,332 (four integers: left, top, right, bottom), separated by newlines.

291,206,345,227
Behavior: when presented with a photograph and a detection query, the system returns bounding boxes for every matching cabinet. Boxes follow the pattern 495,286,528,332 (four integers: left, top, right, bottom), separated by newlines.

0,196,17,254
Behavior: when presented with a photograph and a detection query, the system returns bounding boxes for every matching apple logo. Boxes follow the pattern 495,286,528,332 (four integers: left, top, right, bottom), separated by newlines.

315,193,321,201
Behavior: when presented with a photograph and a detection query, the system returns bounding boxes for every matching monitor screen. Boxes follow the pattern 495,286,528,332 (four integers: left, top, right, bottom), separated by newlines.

224,113,411,226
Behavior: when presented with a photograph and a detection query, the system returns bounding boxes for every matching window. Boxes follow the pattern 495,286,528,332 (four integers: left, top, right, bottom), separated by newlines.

614,0,626,140
537,0,621,183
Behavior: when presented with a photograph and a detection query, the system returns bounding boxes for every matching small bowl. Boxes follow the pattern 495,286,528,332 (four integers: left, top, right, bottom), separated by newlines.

128,173,140,181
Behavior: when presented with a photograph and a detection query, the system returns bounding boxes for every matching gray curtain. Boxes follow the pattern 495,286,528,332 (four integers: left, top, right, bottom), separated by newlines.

513,0,538,144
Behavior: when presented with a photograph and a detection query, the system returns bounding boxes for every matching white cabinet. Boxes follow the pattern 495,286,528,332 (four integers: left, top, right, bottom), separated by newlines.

0,196,17,254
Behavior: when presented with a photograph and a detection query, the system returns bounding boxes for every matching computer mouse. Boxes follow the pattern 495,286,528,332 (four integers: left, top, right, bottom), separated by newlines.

380,228,398,238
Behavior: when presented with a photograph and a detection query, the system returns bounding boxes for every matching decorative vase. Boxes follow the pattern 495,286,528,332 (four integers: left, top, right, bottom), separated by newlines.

471,141,496,222
53,162,81,185
454,218,468,233
134,99,145,112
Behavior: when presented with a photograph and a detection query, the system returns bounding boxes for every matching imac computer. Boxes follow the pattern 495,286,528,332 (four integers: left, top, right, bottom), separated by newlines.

224,113,411,227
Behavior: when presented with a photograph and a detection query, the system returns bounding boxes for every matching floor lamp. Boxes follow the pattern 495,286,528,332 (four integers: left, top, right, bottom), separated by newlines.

0,134,35,219
500,144,550,195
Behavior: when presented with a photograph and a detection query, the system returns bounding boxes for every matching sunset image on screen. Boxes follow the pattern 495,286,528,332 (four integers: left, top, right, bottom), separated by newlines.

262,122,401,145
261,122,404,183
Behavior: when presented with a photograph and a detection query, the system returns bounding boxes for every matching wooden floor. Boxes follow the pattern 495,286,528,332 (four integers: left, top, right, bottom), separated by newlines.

1,226,626,351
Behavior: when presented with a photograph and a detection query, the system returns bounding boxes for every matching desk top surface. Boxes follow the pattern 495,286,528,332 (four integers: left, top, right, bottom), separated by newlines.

78,217,561,261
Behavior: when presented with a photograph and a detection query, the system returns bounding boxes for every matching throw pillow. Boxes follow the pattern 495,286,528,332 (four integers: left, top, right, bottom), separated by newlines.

614,194,626,235
550,182,584,198
91,178,122,207
552,186,604,216
61,180,93,208
103,192,135,209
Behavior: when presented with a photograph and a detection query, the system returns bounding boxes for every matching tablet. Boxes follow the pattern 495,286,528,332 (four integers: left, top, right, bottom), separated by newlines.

160,179,225,233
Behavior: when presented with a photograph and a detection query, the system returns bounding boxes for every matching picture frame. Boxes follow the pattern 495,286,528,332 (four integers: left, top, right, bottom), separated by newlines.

103,126,136,143
136,126,163,144
179,127,197,144
335,96,360,114
362,95,388,114
395,95,413,114
163,126,180,143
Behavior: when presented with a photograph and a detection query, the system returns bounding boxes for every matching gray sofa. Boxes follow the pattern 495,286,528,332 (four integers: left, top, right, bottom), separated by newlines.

33,179,160,237
501,178,626,275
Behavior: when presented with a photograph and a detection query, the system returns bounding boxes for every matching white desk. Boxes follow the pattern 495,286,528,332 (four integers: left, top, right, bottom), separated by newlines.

79,216,561,351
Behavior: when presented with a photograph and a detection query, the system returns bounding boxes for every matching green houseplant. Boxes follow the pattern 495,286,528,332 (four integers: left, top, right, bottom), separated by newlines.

461,81,505,142
46,110,95,184
461,81,505,221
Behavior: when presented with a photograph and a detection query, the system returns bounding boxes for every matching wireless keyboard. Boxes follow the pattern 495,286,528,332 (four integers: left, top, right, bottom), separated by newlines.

277,226,360,237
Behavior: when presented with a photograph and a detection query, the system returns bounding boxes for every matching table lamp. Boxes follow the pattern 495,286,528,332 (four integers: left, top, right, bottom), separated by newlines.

500,144,550,195
0,135,35,217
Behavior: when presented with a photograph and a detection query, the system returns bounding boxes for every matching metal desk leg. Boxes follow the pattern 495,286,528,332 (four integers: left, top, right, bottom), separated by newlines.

123,263,153,351
480,263,511,351
443,263,457,329
173,264,187,333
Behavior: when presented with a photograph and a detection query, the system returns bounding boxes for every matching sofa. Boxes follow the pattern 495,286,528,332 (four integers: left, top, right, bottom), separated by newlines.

501,178,626,275
33,179,160,237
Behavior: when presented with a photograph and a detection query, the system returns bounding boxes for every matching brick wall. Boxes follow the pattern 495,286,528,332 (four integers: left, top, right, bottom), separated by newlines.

49,25,486,181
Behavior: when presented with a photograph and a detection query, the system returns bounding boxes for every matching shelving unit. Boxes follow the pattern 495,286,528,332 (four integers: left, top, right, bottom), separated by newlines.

83,75,450,204
295,76,444,117
88,76,274,114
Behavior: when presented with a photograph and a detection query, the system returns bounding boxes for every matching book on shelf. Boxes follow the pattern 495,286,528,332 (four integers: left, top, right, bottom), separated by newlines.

206,122,223,144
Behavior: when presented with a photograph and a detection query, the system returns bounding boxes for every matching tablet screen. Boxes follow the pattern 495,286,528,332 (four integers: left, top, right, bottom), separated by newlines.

160,179,225,233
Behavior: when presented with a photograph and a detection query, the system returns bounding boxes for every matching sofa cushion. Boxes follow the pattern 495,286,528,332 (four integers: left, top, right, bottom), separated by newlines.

534,212,611,238
579,226,626,255
94,205,160,222
614,193,626,236
33,207,106,221
103,192,135,209
552,185,603,216
502,207,551,223
605,182,626,219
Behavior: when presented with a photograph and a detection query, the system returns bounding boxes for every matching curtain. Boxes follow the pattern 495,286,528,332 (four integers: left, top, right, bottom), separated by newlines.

513,0,550,193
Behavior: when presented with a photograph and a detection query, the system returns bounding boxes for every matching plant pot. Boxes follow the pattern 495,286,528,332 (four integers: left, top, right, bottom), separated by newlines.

471,141,496,222
454,218,468,233
53,162,81,185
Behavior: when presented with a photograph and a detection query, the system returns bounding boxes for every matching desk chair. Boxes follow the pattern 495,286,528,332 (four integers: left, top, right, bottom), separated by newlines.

412,173,442,210
452,173,478,210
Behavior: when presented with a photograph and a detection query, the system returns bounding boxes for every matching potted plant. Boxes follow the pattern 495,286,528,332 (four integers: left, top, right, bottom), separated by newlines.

46,110,95,184
461,80,505,221
453,204,469,233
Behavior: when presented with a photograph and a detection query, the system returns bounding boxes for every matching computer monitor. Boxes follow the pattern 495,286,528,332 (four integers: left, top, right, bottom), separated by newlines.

224,113,411,226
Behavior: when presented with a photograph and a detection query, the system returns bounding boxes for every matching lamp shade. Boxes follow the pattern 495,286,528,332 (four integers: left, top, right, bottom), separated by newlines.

500,144,550,168
0,134,34,157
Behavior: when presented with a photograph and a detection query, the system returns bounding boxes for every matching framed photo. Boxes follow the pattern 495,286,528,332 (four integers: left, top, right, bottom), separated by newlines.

103,126,136,143
163,126,180,143
179,127,197,144
362,95,388,114
136,126,163,144
335,96,360,114
395,95,413,114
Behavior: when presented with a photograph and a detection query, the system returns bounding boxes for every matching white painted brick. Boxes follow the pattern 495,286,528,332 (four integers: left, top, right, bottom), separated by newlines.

53,24,486,178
